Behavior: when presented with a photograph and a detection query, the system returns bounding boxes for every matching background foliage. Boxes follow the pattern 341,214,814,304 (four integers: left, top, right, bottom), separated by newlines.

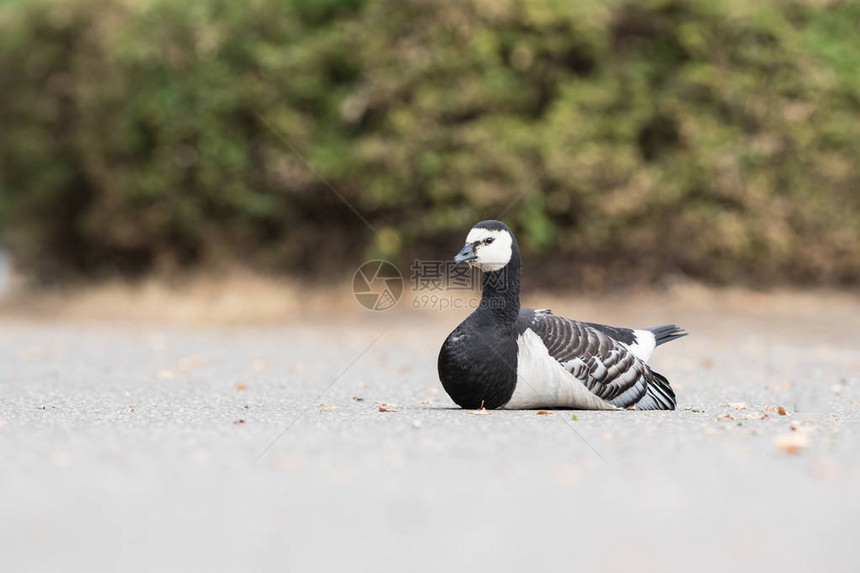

1,0,858,286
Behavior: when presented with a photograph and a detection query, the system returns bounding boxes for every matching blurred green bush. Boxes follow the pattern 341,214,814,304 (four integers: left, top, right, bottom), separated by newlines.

1,0,858,285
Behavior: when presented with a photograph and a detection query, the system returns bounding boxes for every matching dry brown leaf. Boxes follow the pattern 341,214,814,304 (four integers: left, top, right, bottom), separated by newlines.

810,459,839,481
739,412,768,420
469,400,490,415
717,413,735,421
236,383,247,391
251,359,268,372
378,407,396,413
290,363,306,374
178,354,204,372
233,419,246,424
536,410,553,415
778,406,787,416
774,432,809,454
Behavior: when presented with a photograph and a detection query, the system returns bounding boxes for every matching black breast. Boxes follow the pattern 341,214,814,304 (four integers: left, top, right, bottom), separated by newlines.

437,318,519,410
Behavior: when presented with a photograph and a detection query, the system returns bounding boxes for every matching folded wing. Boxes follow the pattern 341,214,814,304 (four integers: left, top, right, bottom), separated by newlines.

528,312,674,410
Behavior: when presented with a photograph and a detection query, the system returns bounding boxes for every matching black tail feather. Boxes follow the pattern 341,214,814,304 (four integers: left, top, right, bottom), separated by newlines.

636,371,676,410
647,324,688,346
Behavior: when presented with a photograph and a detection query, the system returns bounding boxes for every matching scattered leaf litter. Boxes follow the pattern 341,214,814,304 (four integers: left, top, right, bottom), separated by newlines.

774,432,810,454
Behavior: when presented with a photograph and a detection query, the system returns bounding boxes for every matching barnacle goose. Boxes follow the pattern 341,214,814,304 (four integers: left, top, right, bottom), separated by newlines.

438,220,686,410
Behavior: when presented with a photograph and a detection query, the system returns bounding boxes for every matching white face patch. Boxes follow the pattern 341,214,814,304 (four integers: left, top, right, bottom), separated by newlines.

464,228,513,272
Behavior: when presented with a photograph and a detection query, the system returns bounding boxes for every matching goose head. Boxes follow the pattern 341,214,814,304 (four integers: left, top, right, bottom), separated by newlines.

453,220,517,272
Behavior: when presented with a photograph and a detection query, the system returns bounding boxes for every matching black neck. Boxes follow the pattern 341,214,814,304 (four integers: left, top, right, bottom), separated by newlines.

477,254,521,328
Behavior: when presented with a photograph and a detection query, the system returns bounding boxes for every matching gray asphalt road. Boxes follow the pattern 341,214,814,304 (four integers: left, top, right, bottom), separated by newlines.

1,292,858,572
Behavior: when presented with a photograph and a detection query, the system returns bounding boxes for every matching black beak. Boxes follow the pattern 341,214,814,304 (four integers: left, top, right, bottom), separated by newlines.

453,242,477,263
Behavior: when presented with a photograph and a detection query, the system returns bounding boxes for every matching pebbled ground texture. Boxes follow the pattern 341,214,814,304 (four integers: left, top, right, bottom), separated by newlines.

1,289,858,572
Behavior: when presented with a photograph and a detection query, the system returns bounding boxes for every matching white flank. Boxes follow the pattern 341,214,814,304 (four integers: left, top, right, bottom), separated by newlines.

502,329,619,410
626,329,657,362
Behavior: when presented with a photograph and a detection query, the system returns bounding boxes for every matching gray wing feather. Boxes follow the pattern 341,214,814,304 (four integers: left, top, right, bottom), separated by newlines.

529,313,650,409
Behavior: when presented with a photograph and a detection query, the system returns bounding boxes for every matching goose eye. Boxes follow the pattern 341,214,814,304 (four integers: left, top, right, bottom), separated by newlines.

484,237,494,245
